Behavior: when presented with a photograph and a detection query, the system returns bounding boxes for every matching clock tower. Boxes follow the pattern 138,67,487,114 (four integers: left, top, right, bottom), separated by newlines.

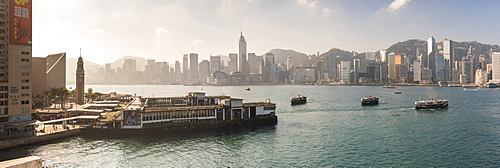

76,50,85,104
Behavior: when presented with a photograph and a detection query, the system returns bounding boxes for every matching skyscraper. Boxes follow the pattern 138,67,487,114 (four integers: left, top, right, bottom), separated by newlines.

183,54,189,82
327,54,337,81
175,61,181,82
443,39,453,81
491,52,500,82
340,61,351,83
239,32,248,75
228,53,238,73
189,53,198,81
380,50,387,62
427,35,436,82
210,56,221,74
199,60,211,82
388,52,396,81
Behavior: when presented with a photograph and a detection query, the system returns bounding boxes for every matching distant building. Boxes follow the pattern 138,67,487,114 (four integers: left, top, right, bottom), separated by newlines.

380,50,387,62
436,54,445,82
492,52,500,82
210,56,221,75
388,52,396,81
228,53,238,73
199,60,211,82
327,54,337,81
32,53,66,96
175,61,181,83
340,61,351,83
427,35,436,82
183,54,189,82
239,32,248,75
248,53,262,75
189,53,198,81
413,60,421,82
443,39,453,81
353,59,360,83
293,67,316,83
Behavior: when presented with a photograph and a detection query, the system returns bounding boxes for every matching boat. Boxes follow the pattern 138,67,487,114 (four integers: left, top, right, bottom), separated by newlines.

485,82,497,88
245,87,250,91
361,96,379,105
383,85,396,88
291,95,307,105
415,99,448,109
393,91,402,94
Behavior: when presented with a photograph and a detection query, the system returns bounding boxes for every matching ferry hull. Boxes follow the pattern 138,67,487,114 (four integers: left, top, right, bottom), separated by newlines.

415,104,448,109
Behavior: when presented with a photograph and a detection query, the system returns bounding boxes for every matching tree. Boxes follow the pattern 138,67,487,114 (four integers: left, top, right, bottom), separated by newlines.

44,86,69,108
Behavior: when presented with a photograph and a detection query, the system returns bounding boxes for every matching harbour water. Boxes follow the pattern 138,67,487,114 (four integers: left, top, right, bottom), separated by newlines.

1,85,499,167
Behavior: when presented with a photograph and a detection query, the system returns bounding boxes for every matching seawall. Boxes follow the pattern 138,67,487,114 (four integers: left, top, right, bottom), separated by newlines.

0,129,81,150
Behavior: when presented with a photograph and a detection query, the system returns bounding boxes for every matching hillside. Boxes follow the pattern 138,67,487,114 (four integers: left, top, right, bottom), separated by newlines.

266,49,309,66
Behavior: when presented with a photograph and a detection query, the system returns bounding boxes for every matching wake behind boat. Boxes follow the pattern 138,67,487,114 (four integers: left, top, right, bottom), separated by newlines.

415,99,448,109
291,95,307,105
361,96,379,105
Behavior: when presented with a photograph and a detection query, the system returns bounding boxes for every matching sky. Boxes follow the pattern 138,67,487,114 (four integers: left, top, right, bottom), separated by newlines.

33,0,500,64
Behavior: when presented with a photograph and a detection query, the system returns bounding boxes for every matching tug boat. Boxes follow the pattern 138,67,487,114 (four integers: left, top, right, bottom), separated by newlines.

393,91,402,94
291,95,307,105
415,99,448,109
361,96,379,106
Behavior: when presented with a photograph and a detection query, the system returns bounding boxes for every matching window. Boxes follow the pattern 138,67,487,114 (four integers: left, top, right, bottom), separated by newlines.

0,73,4,77
21,93,29,97
21,100,29,105
21,72,29,76
21,86,29,89
0,100,6,106
21,58,29,62
0,116,8,122
21,107,29,113
0,86,6,91
21,79,29,83
21,65,29,69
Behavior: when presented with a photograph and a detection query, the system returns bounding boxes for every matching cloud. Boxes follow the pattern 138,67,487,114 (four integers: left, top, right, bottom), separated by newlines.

295,0,330,16
90,28,105,33
378,0,410,13
191,39,203,46
155,27,170,35
322,7,330,16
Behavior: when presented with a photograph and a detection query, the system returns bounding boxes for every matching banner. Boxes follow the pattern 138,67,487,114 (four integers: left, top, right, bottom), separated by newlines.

10,0,32,44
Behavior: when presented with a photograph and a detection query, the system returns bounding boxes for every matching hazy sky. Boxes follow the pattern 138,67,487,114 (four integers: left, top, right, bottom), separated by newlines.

33,0,500,64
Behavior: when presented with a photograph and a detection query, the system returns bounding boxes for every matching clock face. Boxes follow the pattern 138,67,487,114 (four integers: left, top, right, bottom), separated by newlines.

78,78,82,82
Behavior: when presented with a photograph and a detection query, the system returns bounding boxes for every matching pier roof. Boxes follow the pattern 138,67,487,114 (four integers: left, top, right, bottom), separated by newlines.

144,105,221,112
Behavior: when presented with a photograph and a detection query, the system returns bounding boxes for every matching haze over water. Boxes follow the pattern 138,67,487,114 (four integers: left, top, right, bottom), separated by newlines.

2,85,499,167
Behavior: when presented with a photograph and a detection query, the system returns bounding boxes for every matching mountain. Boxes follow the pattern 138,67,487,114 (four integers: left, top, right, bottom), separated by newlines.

266,49,309,66
109,56,148,71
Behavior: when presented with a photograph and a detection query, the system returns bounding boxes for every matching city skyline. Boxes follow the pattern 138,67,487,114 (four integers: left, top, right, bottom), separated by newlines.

33,0,500,64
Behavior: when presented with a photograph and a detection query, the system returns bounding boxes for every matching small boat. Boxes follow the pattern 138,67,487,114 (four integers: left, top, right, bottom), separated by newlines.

415,99,448,109
361,96,379,105
383,85,396,88
245,87,250,91
393,91,402,94
291,95,307,105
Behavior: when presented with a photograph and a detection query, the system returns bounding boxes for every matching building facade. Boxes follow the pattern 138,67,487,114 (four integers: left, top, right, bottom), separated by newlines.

0,0,34,124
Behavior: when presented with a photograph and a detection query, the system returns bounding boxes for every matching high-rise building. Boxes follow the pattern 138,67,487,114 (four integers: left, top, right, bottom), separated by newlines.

388,52,396,81
427,35,436,82
210,56,221,75
413,60,422,82
436,54,444,82
327,54,337,81
248,53,261,74
199,60,210,82
492,52,500,82
189,53,199,81
380,50,387,62
263,53,277,82
183,54,189,82
443,39,453,81
161,62,169,83
340,61,351,83
286,56,293,71
174,61,181,83
353,59,360,83
228,53,238,73
239,32,248,75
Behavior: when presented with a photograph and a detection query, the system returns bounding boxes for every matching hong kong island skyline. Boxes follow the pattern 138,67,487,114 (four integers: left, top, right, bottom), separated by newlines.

34,0,500,64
